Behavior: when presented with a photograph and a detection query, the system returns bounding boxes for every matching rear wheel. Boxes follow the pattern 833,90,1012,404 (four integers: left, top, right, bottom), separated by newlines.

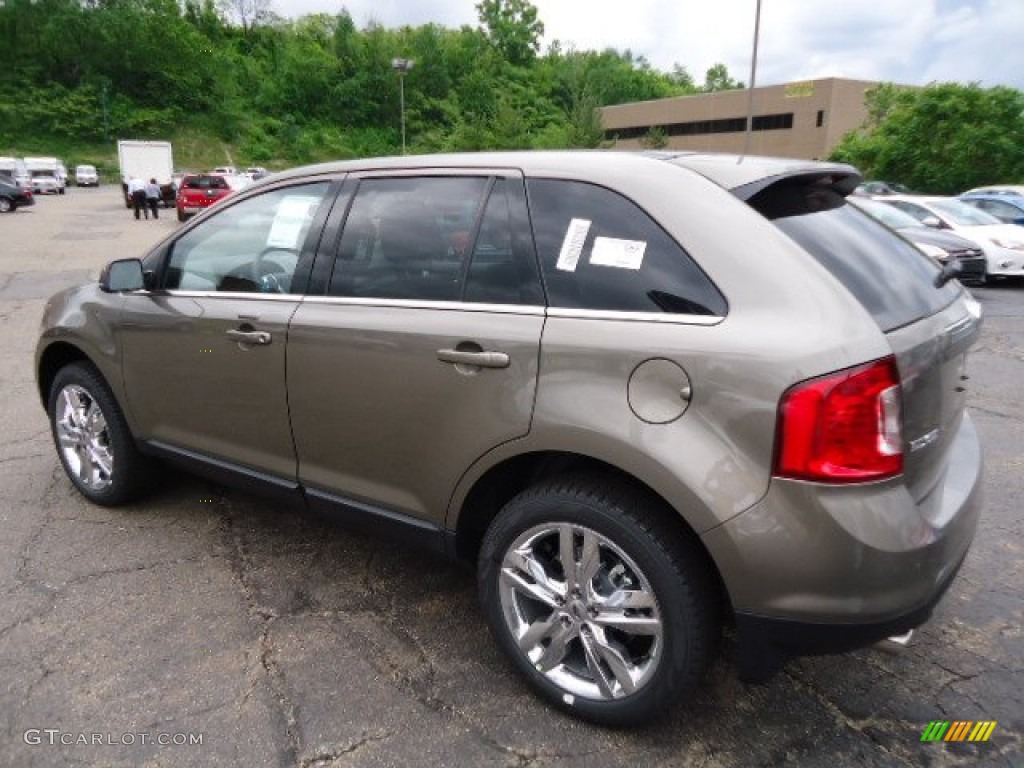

478,476,718,725
48,362,154,506
177,209,187,222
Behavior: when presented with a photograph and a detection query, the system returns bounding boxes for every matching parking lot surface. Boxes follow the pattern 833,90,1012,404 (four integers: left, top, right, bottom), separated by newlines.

1,188,1021,767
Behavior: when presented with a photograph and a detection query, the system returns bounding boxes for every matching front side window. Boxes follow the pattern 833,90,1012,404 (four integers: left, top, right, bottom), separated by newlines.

163,183,330,293
976,199,1022,221
526,179,726,316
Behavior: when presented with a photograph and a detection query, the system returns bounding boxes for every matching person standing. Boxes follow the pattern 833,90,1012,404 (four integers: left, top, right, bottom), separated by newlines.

127,176,147,220
145,178,161,220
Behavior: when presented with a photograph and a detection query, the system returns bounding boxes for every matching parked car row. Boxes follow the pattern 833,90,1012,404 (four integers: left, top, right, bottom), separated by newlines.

854,180,1024,282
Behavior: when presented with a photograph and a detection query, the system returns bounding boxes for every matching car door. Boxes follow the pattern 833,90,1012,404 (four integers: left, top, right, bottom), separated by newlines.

119,181,336,485
287,171,545,535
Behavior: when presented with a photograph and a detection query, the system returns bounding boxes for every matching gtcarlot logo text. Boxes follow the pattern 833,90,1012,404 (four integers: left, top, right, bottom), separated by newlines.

24,729,203,747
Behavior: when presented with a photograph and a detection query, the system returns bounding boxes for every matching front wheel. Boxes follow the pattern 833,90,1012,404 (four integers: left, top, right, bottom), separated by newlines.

478,476,718,725
0,196,12,213
48,362,154,506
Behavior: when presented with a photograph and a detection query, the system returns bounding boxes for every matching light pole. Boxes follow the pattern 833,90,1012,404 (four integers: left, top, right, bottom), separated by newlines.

741,0,763,160
391,58,415,154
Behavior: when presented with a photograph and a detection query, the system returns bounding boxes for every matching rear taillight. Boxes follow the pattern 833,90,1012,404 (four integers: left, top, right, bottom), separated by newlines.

774,357,903,483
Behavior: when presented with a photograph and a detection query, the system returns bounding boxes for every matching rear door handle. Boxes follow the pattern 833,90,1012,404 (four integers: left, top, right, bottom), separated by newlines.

226,329,272,346
437,349,510,369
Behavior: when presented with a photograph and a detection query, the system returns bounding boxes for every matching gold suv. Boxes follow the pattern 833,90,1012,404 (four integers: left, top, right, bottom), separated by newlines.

37,152,983,725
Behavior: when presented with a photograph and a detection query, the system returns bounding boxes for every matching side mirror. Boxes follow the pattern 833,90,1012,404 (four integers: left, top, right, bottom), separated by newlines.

921,216,944,229
100,258,146,292
1013,217,1024,227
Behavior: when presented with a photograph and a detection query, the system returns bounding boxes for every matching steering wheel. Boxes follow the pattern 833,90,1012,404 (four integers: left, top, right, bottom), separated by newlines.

252,246,298,293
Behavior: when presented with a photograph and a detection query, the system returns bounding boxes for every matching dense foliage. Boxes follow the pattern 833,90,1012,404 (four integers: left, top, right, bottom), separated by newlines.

0,0,741,168
829,83,1024,193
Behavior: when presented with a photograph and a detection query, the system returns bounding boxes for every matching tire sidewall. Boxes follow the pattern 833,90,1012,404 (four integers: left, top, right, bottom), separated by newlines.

478,486,704,725
48,363,137,506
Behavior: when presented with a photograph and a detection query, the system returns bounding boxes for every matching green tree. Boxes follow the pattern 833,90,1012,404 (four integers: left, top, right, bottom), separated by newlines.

476,0,544,66
702,62,743,92
640,125,667,149
829,83,1024,194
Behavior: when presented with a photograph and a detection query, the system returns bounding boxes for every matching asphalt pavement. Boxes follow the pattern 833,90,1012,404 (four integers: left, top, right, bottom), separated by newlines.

1,187,1020,767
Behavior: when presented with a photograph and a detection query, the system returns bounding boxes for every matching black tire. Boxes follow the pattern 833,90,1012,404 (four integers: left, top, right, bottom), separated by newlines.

177,209,187,222
478,475,718,725
48,362,154,506
0,196,12,213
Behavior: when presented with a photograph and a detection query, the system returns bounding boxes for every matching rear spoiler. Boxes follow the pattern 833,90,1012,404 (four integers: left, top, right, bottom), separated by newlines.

731,169,862,202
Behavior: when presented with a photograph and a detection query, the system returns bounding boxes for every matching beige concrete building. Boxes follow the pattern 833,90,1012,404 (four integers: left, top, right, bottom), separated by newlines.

601,77,884,159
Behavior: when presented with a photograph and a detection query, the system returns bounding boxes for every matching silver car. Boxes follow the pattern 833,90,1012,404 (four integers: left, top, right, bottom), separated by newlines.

36,151,983,725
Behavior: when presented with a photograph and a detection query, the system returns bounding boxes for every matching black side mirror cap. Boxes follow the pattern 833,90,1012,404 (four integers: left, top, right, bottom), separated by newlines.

99,258,146,292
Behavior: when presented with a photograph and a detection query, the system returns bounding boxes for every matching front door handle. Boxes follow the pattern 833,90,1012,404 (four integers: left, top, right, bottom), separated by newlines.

226,329,272,346
437,348,510,369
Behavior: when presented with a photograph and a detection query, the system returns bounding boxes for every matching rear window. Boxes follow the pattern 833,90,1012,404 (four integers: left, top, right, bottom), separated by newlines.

183,176,229,191
751,183,961,332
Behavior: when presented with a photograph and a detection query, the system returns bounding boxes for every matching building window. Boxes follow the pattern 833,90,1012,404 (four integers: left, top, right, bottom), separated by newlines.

666,117,747,136
751,113,794,131
816,110,825,127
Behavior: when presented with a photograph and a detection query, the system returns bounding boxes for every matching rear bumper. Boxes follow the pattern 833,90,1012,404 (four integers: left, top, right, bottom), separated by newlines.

732,550,967,681
702,411,983,680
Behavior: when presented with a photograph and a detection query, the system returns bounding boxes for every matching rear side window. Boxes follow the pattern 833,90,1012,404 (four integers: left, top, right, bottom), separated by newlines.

329,176,543,304
526,179,726,316
756,184,960,331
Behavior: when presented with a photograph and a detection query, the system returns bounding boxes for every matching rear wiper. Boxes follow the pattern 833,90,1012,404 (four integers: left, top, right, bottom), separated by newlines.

934,260,961,288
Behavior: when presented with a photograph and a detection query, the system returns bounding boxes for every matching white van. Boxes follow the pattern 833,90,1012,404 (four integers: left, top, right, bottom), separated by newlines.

75,164,99,186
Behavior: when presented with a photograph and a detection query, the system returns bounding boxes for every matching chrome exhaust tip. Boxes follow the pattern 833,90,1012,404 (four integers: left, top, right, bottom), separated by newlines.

876,629,914,652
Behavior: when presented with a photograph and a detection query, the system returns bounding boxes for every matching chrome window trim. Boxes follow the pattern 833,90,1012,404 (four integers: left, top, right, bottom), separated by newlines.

300,295,546,316
138,292,723,323
142,290,302,303
547,307,724,326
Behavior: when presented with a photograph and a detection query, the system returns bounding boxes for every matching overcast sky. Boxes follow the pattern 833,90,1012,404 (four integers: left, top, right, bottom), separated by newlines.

275,0,1024,90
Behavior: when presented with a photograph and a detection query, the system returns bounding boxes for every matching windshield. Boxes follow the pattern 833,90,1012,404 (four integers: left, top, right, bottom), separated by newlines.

852,198,922,229
929,199,1001,226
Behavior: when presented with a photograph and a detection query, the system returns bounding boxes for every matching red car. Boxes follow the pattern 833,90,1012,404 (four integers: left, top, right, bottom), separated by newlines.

175,174,234,222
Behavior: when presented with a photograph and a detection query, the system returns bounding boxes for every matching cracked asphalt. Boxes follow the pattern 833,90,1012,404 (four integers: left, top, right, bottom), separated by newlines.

1,188,1021,767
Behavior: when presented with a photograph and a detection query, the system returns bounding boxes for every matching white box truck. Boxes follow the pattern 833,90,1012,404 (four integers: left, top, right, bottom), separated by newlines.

0,157,29,187
23,157,66,195
117,140,174,208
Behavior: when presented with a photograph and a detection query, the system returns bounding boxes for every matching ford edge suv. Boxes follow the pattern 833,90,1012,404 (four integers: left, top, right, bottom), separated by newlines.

36,151,983,725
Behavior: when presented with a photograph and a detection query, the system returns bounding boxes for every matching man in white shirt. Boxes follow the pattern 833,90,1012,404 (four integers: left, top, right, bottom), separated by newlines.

126,176,147,220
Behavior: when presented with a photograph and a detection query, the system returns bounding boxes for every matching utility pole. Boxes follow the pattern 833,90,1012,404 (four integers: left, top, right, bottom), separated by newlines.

742,0,763,160
102,83,109,143
391,58,415,154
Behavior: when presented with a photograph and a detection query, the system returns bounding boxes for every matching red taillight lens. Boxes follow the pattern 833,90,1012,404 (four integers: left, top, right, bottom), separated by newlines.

774,357,903,483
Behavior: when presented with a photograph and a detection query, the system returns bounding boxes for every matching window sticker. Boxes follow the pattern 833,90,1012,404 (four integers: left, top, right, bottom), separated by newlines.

266,196,321,249
590,237,646,270
555,218,591,272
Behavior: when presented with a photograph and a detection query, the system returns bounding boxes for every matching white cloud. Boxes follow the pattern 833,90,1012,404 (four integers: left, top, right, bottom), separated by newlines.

273,0,1024,89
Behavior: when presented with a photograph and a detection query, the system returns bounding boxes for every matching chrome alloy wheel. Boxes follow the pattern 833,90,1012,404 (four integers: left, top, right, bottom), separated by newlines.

497,523,663,701
55,384,114,492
